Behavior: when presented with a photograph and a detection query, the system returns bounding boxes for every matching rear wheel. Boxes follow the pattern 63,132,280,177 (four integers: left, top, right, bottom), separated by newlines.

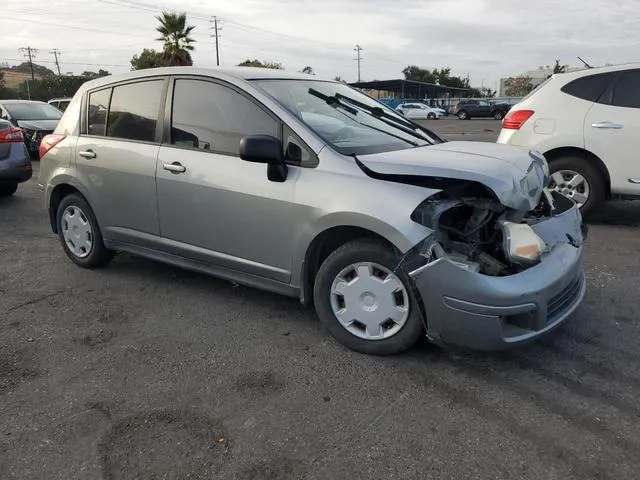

313,239,424,355
0,183,18,197
457,111,468,120
427,112,436,120
56,193,114,268
548,156,605,217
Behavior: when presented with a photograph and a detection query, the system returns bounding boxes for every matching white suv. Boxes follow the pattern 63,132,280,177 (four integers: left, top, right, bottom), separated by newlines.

497,63,640,216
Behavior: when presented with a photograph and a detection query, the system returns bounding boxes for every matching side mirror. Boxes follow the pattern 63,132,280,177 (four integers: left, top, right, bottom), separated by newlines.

239,135,288,182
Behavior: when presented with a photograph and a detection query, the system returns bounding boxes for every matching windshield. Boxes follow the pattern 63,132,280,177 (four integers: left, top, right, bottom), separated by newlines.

5,103,62,121
253,79,439,155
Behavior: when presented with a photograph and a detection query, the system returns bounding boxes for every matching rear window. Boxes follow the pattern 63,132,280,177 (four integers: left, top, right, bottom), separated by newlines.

560,72,615,102
611,70,640,109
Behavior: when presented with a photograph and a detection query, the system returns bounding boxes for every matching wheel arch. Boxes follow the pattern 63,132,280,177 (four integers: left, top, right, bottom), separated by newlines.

543,146,611,197
48,183,87,233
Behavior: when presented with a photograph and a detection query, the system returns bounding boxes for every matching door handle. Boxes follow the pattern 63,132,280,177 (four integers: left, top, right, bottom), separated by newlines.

629,178,640,184
78,150,96,159
162,162,186,174
591,122,623,129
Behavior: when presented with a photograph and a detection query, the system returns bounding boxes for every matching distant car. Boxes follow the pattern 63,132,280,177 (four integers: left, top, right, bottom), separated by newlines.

498,63,640,216
0,100,62,157
395,103,444,119
48,98,72,112
452,100,512,120
0,119,32,197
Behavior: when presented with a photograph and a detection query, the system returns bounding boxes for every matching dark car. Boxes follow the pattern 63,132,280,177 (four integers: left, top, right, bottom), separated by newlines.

451,99,512,120
0,100,62,157
0,119,32,197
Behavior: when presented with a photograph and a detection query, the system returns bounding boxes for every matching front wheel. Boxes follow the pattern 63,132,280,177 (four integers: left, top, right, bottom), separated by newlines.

457,111,468,120
56,193,114,268
313,239,425,355
492,110,504,120
427,112,436,120
548,157,605,217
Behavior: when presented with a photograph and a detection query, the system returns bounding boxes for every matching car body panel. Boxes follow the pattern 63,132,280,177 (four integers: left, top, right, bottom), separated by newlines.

0,121,32,187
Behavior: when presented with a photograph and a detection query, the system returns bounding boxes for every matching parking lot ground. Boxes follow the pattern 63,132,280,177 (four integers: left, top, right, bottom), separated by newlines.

2,122,640,479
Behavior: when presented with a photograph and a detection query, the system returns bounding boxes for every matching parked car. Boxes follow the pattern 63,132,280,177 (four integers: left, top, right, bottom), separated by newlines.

452,100,512,120
48,98,72,112
395,102,444,120
0,119,32,197
0,100,62,157
38,67,586,355
498,63,640,216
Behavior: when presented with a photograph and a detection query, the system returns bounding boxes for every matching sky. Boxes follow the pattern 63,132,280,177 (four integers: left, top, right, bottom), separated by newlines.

3,0,640,89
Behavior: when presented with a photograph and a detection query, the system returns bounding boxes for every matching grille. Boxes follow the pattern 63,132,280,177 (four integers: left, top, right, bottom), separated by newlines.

548,274,582,320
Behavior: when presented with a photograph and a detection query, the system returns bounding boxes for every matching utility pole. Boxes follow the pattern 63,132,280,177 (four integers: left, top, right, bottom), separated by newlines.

209,17,222,66
354,44,363,82
18,47,38,80
50,49,62,75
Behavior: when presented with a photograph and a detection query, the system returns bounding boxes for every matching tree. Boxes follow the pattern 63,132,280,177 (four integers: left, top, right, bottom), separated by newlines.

10,62,55,77
237,59,284,69
504,75,535,96
553,59,567,74
155,11,196,66
480,87,497,98
333,76,347,83
131,48,164,70
80,69,110,79
301,66,314,75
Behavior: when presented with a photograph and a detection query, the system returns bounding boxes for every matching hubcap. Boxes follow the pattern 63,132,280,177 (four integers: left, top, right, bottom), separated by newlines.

549,170,590,207
61,205,93,258
330,262,410,341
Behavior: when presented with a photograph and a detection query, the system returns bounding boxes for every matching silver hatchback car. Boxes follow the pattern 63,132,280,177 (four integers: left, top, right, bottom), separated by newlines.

38,67,586,355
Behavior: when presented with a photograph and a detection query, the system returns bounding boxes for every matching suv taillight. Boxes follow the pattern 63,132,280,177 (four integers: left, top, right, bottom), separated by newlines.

39,134,66,159
0,127,24,143
502,109,534,129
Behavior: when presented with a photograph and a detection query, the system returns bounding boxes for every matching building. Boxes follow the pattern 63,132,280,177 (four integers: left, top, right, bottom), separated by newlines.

498,65,582,96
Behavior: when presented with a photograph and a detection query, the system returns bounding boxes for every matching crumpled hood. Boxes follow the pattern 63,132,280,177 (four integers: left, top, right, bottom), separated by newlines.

16,119,59,131
357,141,547,211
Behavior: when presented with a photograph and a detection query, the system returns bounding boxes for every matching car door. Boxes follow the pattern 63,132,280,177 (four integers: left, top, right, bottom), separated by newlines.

75,78,166,243
155,77,303,283
476,100,491,117
584,69,640,196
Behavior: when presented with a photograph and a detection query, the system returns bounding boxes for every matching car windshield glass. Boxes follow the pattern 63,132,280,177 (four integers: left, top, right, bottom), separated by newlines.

5,103,62,121
252,79,439,156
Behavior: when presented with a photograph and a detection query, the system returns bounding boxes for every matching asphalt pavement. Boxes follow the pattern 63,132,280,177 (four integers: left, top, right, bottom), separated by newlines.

2,118,640,479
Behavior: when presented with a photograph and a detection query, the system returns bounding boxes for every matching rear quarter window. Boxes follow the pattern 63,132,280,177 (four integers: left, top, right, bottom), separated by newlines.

560,72,616,102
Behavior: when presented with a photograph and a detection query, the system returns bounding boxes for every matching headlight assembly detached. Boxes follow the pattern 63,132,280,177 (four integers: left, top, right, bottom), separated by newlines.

499,221,546,266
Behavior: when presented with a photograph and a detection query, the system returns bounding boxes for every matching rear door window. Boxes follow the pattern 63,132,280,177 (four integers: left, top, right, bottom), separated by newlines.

87,88,111,136
610,70,640,109
106,80,164,142
560,72,615,102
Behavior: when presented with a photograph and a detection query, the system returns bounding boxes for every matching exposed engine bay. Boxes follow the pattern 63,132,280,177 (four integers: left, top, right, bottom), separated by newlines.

409,183,570,277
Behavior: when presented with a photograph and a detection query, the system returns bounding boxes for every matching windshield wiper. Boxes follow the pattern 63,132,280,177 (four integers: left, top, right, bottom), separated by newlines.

332,92,440,143
308,88,417,146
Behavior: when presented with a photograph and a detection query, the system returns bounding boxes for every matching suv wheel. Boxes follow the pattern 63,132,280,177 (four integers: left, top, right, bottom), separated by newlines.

492,110,504,120
548,157,605,217
0,183,18,197
313,239,424,355
457,111,468,120
56,193,114,268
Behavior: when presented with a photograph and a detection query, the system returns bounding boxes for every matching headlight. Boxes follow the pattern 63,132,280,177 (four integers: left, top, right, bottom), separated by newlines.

499,221,546,266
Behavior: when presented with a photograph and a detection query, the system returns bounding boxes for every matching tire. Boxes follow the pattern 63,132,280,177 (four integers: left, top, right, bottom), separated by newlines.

56,193,114,268
427,113,436,120
492,110,504,120
548,156,605,217
457,111,468,120
0,183,18,197
313,239,425,355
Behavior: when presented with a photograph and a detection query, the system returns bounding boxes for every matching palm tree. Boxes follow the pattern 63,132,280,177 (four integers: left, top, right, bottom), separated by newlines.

155,11,196,66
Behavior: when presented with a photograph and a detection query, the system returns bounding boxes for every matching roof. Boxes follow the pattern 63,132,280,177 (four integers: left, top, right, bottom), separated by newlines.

78,66,330,91
348,79,474,96
0,100,48,105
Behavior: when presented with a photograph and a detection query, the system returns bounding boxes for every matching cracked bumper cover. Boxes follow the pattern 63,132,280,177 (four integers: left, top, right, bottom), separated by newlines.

409,202,586,351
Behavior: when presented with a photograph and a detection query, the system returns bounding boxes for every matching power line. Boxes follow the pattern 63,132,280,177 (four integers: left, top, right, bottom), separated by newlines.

4,15,151,38
354,44,363,82
50,48,62,75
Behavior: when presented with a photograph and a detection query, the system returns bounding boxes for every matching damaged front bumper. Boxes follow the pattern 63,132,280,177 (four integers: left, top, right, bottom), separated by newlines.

408,201,586,351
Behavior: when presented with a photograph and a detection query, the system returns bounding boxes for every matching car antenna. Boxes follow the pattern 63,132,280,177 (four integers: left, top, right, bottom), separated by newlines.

577,56,592,69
